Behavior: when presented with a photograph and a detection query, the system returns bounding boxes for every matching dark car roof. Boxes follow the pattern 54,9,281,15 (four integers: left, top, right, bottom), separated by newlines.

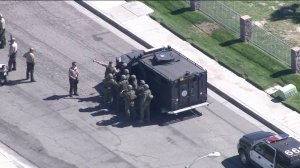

242,131,275,143
139,49,206,81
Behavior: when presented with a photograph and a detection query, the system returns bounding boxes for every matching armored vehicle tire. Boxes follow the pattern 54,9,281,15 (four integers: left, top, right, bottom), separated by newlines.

239,149,249,165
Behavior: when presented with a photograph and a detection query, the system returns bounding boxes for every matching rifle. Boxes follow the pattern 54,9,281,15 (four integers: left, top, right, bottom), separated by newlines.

92,59,107,67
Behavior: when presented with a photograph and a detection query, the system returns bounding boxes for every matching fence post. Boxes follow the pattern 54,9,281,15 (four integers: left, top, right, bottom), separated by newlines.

240,15,252,41
190,0,201,11
291,47,300,73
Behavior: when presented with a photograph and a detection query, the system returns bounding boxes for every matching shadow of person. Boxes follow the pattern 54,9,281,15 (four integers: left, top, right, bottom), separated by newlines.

96,113,131,128
6,78,31,86
43,94,69,100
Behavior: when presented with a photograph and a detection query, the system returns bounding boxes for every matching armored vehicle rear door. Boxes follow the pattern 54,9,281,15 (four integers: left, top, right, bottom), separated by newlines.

178,73,202,108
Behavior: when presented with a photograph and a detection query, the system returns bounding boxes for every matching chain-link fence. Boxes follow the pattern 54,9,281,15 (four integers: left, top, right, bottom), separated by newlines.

199,1,241,34
249,24,291,66
188,0,292,67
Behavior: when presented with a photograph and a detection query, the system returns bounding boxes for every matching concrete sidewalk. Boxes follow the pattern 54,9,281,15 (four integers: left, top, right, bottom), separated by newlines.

0,142,38,168
80,1,300,140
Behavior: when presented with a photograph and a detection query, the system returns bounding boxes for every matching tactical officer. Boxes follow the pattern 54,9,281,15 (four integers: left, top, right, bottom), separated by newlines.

138,84,153,123
23,48,35,82
118,75,129,92
116,75,129,112
129,75,138,90
68,61,79,97
8,37,17,71
115,63,127,82
135,80,146,114
123,69,130,80
102,73,118,107
93,59,117,78
120,85,137,120
0,14,6,48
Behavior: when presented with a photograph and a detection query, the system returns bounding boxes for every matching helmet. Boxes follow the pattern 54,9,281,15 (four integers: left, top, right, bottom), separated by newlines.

140,80,145,85
121,63,127,68
128,85,133,90
107,73,113,79
121,75,127,80
124,69,129,74
144,84,149,89
130,75,136,79
108,61,113,64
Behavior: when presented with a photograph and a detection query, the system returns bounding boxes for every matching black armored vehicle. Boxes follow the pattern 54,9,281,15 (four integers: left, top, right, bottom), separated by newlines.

116,46,208,114
238,131,300,168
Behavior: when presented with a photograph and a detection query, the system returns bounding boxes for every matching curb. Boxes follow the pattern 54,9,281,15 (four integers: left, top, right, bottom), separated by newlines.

77,1,284,134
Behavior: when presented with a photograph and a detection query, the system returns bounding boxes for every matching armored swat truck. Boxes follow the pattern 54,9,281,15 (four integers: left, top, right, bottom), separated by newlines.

116,46,208,114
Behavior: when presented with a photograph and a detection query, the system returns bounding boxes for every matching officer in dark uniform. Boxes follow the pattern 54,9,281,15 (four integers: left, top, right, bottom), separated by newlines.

120,84,137,120
138,84,153,123
102,73,118,108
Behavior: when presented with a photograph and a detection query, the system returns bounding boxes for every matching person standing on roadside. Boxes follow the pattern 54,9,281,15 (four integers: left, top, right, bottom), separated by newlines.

0,14,6,48
8,37,17,71
68,61,79,97
23,48,35,82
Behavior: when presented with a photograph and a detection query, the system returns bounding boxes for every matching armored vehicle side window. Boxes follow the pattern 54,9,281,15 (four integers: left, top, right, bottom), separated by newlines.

254,142,276,162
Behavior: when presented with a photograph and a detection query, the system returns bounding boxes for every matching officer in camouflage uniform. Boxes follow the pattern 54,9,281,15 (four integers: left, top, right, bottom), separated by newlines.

102,73,118,108
135,80,146,116
117,75,129,112
129,75,138,90
138,84,153,123
120,85,137,120
115,63,127,82
93,60,117,78
123,69,130,80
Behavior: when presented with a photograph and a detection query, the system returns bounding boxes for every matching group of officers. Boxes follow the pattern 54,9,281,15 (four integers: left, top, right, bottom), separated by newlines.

93,60,154,123
0,13,36,82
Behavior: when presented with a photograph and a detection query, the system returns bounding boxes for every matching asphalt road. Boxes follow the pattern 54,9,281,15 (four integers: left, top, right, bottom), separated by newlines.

0,1,270,168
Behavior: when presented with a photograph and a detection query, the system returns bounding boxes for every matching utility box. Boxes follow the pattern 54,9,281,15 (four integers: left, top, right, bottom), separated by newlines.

276,84,297,100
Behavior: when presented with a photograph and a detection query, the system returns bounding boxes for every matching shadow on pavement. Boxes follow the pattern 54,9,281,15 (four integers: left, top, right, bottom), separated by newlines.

222,155,254,168
43,94,69,100
76,82,202,128
95,108,202,128
6,78,31,86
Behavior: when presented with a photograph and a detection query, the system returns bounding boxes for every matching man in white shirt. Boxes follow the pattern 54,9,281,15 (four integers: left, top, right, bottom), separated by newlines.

69,62,79,97
8,37,18,71
0,14,6,48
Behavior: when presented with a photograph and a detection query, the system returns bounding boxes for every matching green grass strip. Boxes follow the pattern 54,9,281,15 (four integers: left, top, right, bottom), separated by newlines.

141,0,300,112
